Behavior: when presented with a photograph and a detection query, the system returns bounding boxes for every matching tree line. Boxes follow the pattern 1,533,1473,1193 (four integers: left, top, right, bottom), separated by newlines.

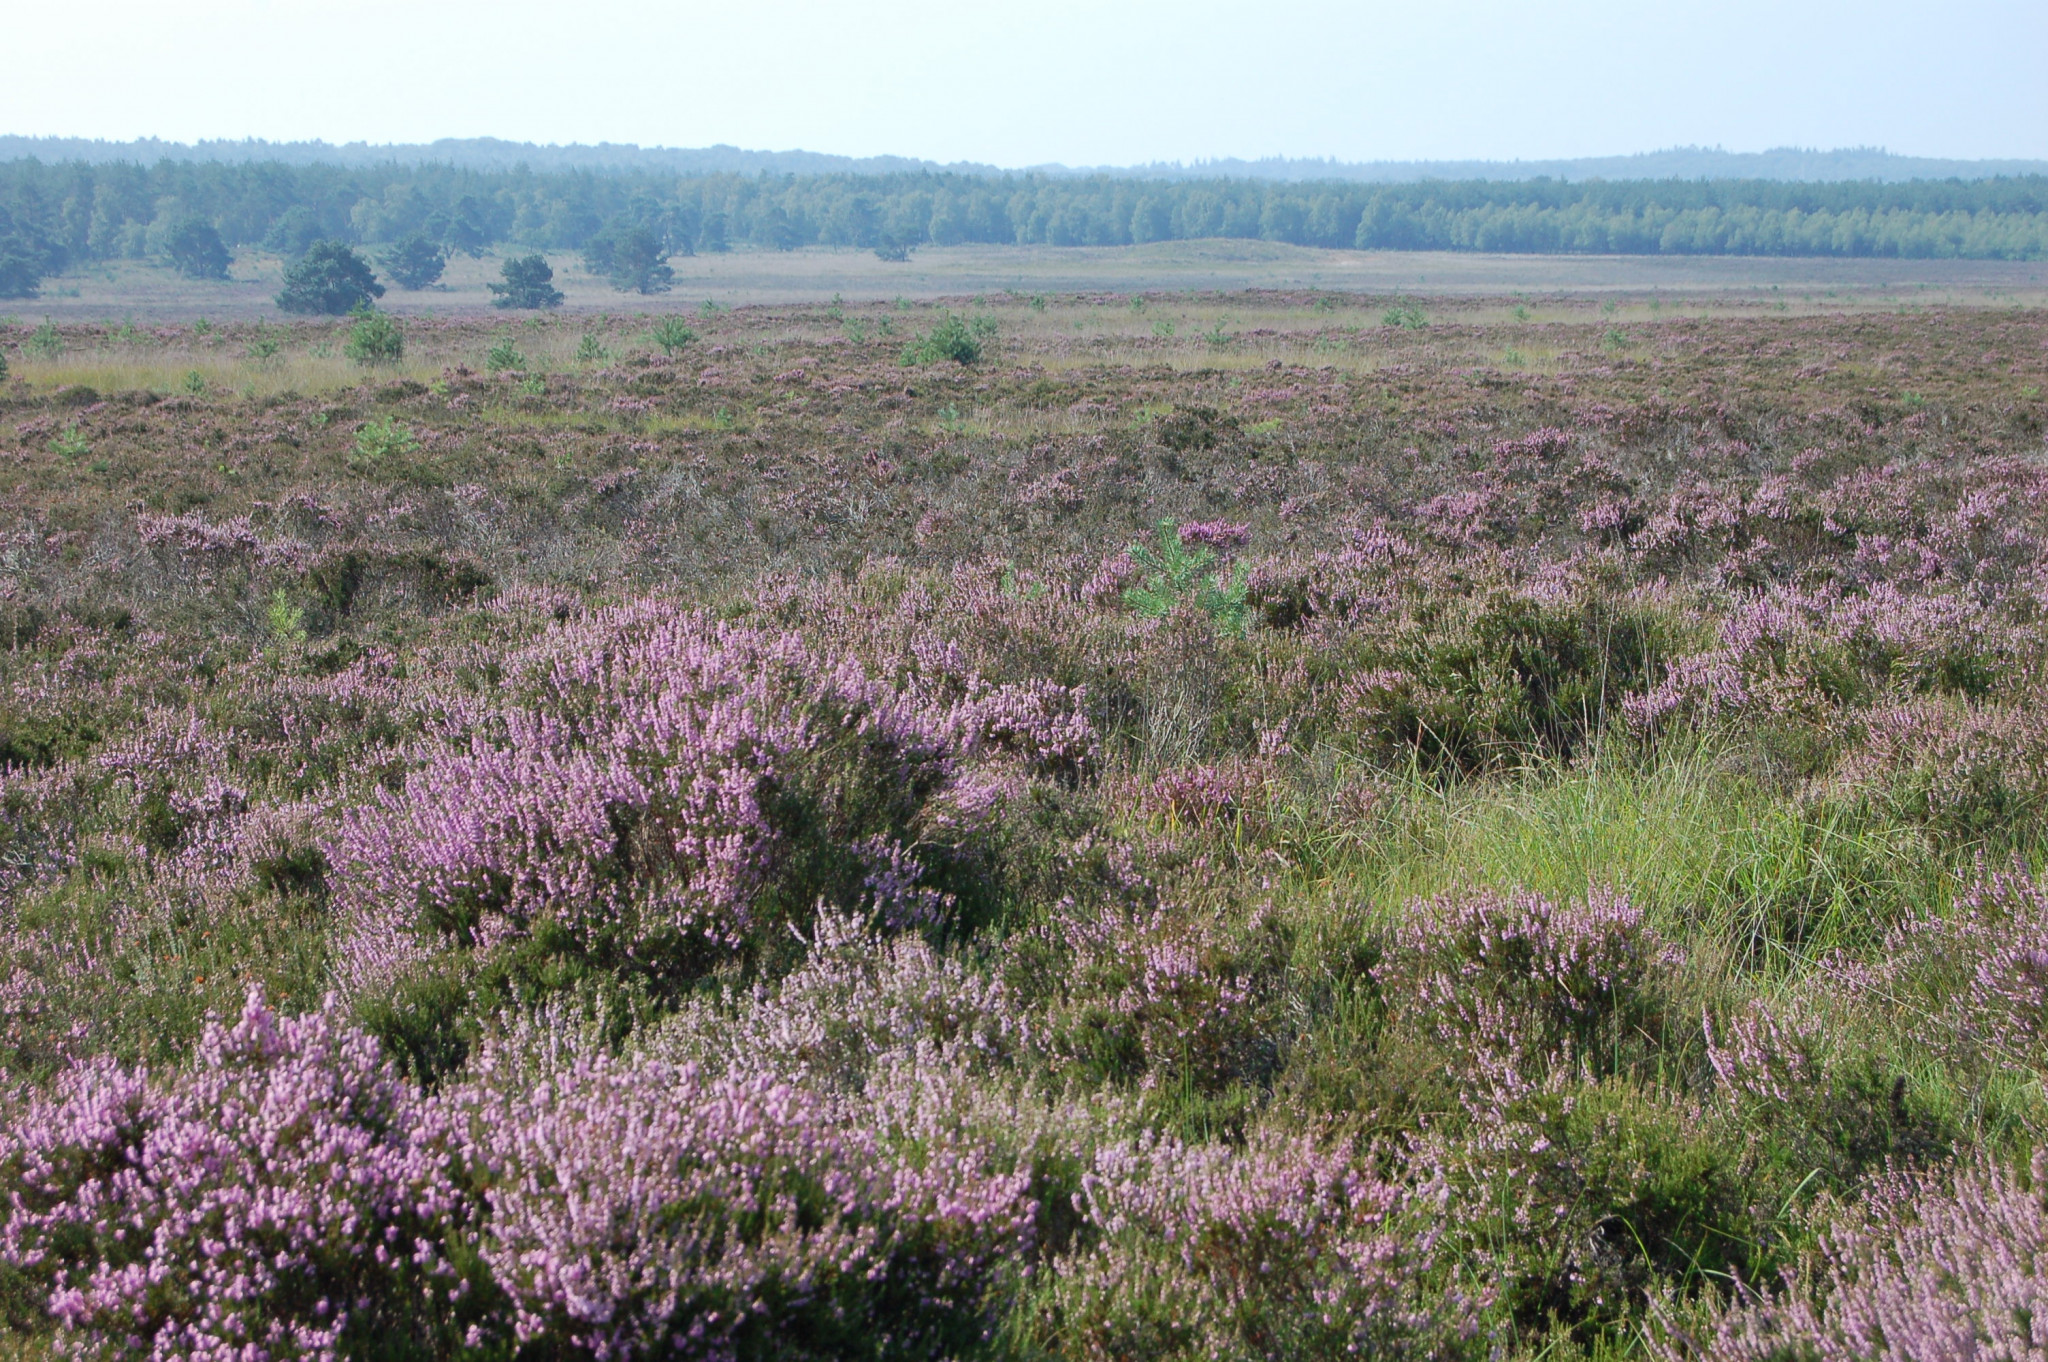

2,158,2044,295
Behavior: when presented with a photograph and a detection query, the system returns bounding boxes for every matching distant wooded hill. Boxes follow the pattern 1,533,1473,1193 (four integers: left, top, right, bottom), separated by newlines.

3,137,2043,183
2,150,2044,292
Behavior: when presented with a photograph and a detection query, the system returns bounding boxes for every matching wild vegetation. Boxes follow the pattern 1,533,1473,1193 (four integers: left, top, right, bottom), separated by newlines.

0,290,2046,1359
2,159,2045,297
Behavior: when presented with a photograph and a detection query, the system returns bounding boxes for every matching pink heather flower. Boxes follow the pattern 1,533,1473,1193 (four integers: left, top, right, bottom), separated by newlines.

0,989,463,1362
1662,1149,2048,1362
1054,1126,1469,1359
1176,520,1251,551
331,602,1094,995
449,1040,1031,1360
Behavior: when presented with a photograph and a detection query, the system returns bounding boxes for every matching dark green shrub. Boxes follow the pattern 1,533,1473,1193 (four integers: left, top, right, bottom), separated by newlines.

489,254,563,310
1122,521,1248,636
484,336,526,371
1341,591,1670,771
276,241,384,315
1154,404,1233,452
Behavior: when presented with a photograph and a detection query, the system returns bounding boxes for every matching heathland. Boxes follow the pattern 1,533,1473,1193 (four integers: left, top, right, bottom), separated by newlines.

3,158,2046,307
1,282,2047,1360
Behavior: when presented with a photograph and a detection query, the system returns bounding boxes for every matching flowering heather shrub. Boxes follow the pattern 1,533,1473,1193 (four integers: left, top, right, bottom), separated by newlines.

1626,583,2029,746
1853,868,2048,1072
1175,520,1251,551
1379,886,1672,1071
1702,1003,1821,1108
450,1043,1033,1362
1835,698,2048,843
1141,758,1271,829
1422,1079,1764,1334
1042,1127,1466,1361
334,602,1094,999
0,990,467,1361
651,907,1032,1090
1664,1149,2048,1362
1380,888,1712,1326
1332,588,1673,771
1050,903,1279,1096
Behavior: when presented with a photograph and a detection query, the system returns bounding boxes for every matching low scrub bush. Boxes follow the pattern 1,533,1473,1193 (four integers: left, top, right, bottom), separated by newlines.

1663,1149,2048,1362
1122,519,1251,636
1338,589,1673,771
649,315,697,355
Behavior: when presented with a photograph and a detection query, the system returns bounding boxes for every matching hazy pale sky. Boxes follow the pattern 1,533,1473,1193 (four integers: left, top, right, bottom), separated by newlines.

5,0,2042,166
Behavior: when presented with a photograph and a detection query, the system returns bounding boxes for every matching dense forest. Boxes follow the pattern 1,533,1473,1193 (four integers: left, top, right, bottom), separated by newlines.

2,157,2045,290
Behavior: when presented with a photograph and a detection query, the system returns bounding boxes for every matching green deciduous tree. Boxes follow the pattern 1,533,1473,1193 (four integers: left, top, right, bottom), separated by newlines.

584,221,673,294
276,241,384,315
163,220,231,280
489,254,563,310
261,206,326,260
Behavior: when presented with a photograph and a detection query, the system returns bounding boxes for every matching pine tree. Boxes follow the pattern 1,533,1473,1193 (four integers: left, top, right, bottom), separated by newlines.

276,241,384,315
488,254,563,310
382,235,447,291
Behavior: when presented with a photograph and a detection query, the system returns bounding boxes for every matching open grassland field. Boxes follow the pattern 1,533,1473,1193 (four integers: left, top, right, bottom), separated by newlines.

11,241,2048,320
1,291,2048,1361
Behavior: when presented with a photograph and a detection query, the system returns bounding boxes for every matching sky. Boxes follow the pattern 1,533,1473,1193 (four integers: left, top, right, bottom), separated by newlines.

4,0,2042,167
